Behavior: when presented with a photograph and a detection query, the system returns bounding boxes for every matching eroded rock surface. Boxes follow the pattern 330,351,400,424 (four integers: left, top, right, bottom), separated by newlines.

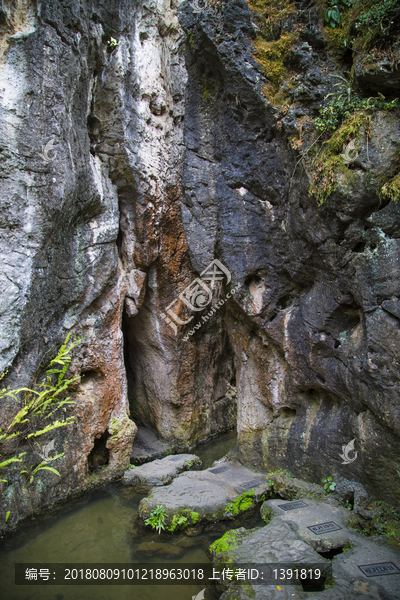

1,0,400,530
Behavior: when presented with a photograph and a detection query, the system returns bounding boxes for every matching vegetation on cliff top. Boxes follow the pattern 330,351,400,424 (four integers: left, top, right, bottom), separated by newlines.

321,0,400,55
246,0,400,205
247,0,299,104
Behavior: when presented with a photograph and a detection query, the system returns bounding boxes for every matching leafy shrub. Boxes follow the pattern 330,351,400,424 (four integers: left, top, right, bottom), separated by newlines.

145,505,166,534
324,0,400,53
325,2,341,29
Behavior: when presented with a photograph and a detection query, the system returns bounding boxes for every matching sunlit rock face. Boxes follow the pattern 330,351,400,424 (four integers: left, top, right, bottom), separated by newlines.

0,0,399,528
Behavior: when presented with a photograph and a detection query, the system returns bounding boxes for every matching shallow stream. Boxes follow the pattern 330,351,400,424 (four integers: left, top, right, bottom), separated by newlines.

0,430,257,600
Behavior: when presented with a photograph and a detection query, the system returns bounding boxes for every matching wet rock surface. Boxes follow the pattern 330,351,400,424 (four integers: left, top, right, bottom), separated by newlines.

130,426,174,466
139,461,270,525
213,499,400,600
123,453,201,486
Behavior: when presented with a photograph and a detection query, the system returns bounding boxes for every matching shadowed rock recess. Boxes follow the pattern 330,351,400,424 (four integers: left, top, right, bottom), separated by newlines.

0,0,399,529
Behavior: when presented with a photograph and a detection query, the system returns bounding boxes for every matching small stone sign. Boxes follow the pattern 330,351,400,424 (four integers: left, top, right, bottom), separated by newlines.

278,500,309,511
358,562,400,577
238,479,264,490
308,521,342,535
209,465,230,474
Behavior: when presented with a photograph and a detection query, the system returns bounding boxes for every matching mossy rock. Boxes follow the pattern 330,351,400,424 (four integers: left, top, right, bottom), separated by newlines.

209,527,249,557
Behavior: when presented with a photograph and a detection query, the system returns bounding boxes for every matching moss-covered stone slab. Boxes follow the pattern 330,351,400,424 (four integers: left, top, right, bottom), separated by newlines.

138,462,270,530
123,453,201,486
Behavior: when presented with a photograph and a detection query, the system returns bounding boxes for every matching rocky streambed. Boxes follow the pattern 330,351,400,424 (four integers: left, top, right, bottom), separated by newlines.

1,429,400,599
124,449,400,599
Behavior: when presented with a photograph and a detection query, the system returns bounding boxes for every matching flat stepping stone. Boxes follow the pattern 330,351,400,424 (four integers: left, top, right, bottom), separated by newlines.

139,461,269,526
212,520,329,600
264,498,352,552
123,454,201,486
214,499,400,599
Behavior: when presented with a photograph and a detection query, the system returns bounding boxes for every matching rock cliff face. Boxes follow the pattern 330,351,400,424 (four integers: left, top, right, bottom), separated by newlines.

0,0,399,527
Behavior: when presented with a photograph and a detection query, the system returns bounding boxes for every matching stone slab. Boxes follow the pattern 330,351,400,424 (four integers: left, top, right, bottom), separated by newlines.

219,498,400,599
139,461,268,523
123,453,201,486
264,498,352,552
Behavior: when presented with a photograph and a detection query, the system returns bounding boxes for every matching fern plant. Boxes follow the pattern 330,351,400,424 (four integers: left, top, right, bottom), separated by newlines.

0,333,81,484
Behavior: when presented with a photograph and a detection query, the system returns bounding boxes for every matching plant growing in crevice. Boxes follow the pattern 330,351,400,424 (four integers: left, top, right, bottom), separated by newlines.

321,476,337,492
167,514,188,532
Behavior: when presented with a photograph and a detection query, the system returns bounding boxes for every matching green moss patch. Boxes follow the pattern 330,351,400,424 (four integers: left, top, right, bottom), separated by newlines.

308,110,372,204
209,529,242,555
224,489,256,516
246,0,299,104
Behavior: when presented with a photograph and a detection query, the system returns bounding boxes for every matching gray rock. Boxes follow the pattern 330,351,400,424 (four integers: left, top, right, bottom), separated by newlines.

214,499,400,600
139,461,269,526
130,426,174,466
264,498,352,552
354,55,400,94
123,453,201,486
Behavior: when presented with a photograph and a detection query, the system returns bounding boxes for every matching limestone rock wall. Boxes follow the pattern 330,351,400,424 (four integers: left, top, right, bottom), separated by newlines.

0,0,236,528
0,0,400,528
178,0,400,506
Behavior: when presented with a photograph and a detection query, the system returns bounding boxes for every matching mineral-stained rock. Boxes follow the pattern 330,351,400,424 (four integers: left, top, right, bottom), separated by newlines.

177,0,400,507
123,453,201,486
0,0,236,529
1,0,400,531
